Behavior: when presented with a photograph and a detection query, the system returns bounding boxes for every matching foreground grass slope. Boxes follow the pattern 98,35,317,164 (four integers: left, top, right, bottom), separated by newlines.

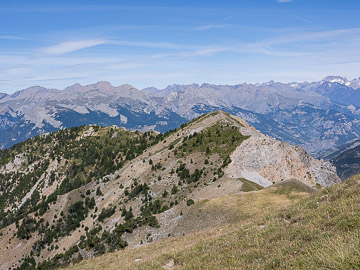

68,176,360,270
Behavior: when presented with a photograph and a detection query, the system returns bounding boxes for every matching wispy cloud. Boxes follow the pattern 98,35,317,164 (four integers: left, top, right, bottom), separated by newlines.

111,40,195,50
283,12,314,25
137,47,228,58
0,35,27,40
1,4,154,13
40,39,106,55
193,24,229,31
259,28,360,46
179,48,228,57
5,67,33,76
213,28,360,58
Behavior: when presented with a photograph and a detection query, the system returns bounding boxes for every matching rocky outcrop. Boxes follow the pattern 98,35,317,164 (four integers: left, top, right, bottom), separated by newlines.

225,114,341,187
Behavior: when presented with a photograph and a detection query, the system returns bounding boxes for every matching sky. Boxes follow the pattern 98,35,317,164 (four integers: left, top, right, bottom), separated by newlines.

1,0,360,93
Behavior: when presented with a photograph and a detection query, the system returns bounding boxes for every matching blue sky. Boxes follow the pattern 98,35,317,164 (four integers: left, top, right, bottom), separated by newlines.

1,0,360,93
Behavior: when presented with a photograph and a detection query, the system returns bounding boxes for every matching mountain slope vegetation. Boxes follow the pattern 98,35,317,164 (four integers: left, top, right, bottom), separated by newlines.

68,175,360,270
330,142,360,181
0,111,339,269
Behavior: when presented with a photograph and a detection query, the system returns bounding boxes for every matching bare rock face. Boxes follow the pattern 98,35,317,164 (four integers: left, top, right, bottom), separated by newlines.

225,114,341,187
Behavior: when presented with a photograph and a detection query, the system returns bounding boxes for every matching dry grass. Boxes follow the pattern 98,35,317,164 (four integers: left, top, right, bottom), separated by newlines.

67,227,222,270
309,232,360,269
67,179,314,270
238,178,263,192
131,176,360,270
68,176,360,269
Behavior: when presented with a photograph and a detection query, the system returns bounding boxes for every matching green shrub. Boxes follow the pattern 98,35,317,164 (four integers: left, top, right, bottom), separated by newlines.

186,199,195,206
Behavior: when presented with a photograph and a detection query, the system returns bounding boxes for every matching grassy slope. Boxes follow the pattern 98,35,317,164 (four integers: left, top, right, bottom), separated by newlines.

238,178,264,192
67,176,360,270
67,179,318,270
142,176,360,270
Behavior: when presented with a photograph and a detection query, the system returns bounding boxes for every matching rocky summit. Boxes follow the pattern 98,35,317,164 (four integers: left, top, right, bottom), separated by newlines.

0,111,340,269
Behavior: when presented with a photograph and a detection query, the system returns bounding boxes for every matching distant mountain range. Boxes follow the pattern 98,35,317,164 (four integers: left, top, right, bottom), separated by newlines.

1,76,360,157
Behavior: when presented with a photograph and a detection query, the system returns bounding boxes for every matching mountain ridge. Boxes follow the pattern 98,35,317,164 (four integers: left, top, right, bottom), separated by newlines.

0,111,340,269
1,77,360,157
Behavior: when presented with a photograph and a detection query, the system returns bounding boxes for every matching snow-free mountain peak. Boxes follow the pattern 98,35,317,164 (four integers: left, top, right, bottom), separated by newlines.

0,77,360,157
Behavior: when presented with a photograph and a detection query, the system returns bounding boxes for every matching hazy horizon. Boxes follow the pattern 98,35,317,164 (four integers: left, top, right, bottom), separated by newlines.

2,75,360,95
1,0,360,93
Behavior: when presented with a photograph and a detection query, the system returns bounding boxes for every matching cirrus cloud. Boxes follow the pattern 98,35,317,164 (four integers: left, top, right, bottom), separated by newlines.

193,24,229,31
41,39,106,55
